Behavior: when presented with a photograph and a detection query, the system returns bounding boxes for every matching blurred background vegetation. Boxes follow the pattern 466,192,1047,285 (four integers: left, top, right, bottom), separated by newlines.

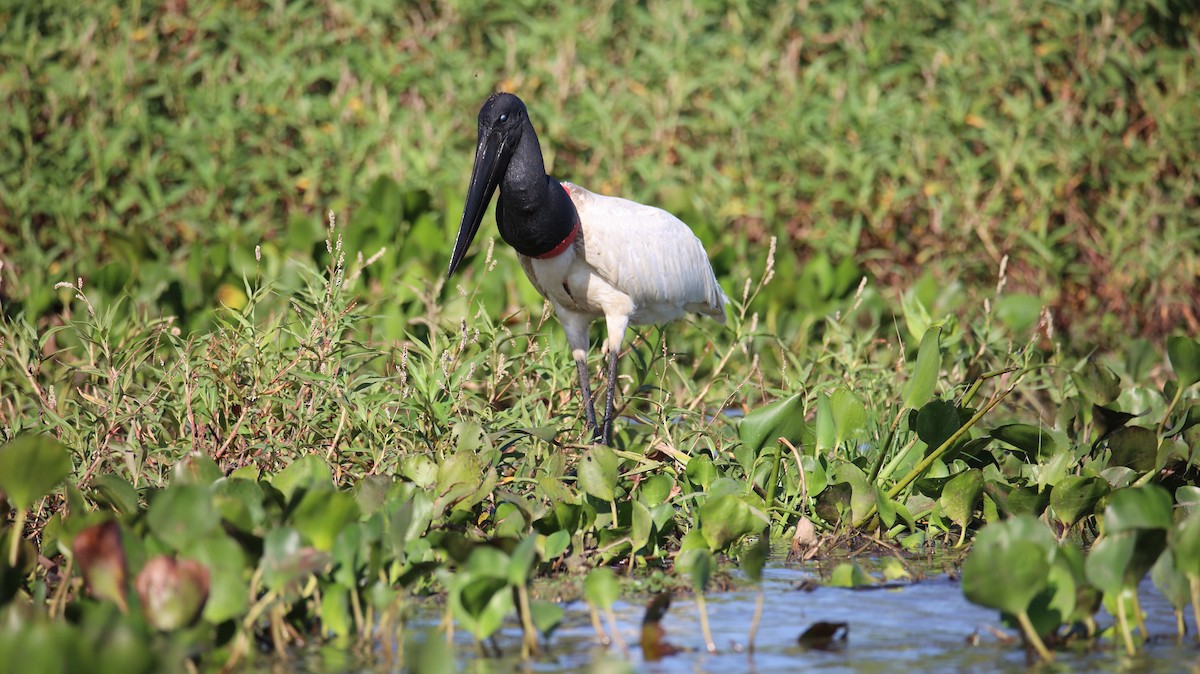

2,0,1196,349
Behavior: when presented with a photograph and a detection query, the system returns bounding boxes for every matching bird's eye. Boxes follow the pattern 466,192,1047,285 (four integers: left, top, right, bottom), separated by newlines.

499,113,509,123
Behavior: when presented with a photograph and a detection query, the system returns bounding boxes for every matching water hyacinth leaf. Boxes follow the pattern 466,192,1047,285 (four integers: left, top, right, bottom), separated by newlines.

1103,485,1172,534
135,556,210,631
739,392,806,455
186,534,248,624
1172,515,1200,577
903,326,941,410
0,434,73,510
1072,360,1122,405
508,535,538,587
874,486,898,529
455,575,511,641
815,393,834,452
262,527,328,592
529,599,565,637
1004,486,1050,519
829,560,875,588
963,540,1049,616
684,454,718,490
1049,476,1109,529
699,494,765,552
210,477,266,533
541,530,570,560
940,469,983,531
90,473,140,518
990,424,1057,460
1167,335,1200,389
682,548,715,593
1106,426,1159,473
321,588,353,638
1150,551,1190,613
146,485,219,552
738,534,770,585
577,445,619,502
638,474,673,506
583,568,619,610
1091,405,1137,444
831,388,867,448
631,500,653,556
170,453,221,486
1085,531,1141,594
272,455,333,502
400,454,438,489
292,488,361,552
72,520,128,612
436,451,483,508
961,516,1054,616
915,400,960,454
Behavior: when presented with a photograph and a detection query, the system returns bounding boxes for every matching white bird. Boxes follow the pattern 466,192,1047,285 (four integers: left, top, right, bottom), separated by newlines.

448,92,727,446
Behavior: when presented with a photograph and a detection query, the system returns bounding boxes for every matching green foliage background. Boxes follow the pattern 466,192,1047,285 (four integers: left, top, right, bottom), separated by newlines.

3,0,1197,341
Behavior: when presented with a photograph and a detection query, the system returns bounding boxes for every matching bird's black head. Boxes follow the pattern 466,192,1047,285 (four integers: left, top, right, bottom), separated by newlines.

448,92,532,277
478,92,527,136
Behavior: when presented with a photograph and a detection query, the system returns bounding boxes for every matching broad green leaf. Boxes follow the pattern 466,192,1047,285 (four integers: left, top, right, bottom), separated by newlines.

828,560,876,588
1103,485,1172,534
0,434,73,510
454,575,511,640
146,485,219,552
698,494,766,552
739,392,806,455
637,474,673,506
903,327,941,410
814,393,834,452
91,473,140,517
211,478,266,533
915,400,960,453
830,388,867,448
1049,476,1109,529
630,500,653,556
271,455,332,501
320,588,353,637
170,453,221,486
529,599,565,637
507,535,538,587
1171,514,1200,577
1106,426,1159,473
682,548,714,593
1086,530,1166,593
684,454,718,490
583,568,618,610
1167,335,1200,389
186,534,248,624
1150,550,1190,611
292,489,361,552
577,445,619,502
990,424,1056,460
961,517,1053,616
541,530,570,560
1072,360,1121,405
135,556,210,631
737,535,769,585
940,469,983,530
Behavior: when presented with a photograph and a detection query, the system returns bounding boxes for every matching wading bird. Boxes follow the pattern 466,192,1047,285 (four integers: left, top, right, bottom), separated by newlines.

448,93,727,446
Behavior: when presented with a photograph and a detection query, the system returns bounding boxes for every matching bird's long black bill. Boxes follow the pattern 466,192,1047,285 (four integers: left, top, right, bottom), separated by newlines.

447,131,506,277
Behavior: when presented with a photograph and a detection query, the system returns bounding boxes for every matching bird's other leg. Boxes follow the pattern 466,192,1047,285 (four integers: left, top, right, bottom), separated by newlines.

600,313,630,446
560,313,598,436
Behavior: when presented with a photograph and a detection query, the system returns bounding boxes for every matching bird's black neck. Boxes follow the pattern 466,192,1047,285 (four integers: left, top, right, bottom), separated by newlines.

496,120,579,258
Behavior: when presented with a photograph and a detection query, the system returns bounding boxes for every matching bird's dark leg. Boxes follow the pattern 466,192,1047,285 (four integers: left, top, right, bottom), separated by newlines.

600,314,630,446
600,346,620,446
574,353,598,435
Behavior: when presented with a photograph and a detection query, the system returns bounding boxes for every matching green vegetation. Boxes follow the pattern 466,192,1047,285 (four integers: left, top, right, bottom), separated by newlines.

1,0,1198,670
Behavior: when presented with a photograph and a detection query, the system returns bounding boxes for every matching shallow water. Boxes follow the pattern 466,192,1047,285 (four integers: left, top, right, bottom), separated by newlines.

306,563,1200,673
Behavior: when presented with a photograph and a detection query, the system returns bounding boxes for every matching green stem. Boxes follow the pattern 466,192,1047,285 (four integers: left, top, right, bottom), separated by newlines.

747,588,764,654
8,508,25,568
1157,383,1185,437
764,441,783,509
1191,576,1200,644
1116,591,1136,656
854,384,1013,529
697,592,716,653
1016,610,1054,662
516,582,539,658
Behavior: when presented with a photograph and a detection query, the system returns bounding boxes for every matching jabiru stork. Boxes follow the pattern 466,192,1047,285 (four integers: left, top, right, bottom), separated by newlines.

448,92,727,446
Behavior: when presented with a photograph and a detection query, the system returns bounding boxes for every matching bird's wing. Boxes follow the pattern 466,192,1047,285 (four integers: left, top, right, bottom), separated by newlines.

565,183,727,321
